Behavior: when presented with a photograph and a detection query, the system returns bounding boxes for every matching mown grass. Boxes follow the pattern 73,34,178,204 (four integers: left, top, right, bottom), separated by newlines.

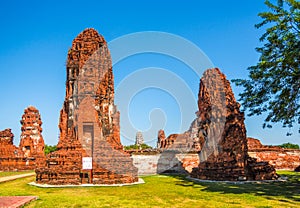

0,170,34,177
0,171,299,208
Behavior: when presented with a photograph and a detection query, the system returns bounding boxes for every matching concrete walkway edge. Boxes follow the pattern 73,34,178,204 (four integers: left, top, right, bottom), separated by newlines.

0,173,35,183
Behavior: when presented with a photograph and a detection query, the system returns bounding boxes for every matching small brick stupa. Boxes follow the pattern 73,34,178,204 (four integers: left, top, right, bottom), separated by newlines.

19,106,45,167
36,28,138,185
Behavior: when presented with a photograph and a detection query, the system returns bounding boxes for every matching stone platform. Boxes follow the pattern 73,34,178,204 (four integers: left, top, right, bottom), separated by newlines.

29,178,144,188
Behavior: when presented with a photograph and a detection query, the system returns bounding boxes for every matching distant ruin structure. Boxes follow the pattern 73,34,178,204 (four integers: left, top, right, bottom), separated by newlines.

135,131,144,146
36,28,138,185
157,131,185,150
19,106,45,162
157,129,166,148
0,106,45,171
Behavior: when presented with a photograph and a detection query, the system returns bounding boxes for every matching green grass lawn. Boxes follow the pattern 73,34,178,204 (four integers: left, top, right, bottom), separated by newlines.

0,170,34,177
0,171,299,208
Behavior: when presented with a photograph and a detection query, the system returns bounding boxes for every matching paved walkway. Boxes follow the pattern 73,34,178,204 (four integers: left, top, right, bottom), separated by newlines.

0,173,37,207
0,196,38,208
0,173,35,183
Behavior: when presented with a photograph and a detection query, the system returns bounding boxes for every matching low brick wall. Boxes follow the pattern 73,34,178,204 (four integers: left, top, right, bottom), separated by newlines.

131,153,199,175
248,148,300,170
131,148,300,175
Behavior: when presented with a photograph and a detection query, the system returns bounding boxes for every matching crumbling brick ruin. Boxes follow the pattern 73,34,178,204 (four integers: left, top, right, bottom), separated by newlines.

36,28,138,185
0,106,45,171
19,106,45,166
157,130,173,149
157,130,194,151
189,68,277,181
0,129,20,170
157,68,277,180
248,137,300,170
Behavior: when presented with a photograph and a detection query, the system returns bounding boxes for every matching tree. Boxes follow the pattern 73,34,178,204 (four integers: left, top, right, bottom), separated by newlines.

44,144,57,155
279,142,299,149
233,0,300,135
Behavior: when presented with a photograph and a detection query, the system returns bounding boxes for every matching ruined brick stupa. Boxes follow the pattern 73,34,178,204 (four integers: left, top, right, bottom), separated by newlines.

20,106,45,159
157,68,278,181
189,68,277,181
36,28,138,185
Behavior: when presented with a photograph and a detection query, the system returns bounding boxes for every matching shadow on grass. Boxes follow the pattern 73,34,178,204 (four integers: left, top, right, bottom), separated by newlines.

165,172,300,204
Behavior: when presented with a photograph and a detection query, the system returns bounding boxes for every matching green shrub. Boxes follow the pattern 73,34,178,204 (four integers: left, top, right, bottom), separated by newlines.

44,145,57,155
124,144,152,150
279,142,299,149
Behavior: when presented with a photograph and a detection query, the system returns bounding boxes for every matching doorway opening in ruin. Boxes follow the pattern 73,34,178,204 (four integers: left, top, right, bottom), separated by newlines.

83,123,94,157
80,171,92,184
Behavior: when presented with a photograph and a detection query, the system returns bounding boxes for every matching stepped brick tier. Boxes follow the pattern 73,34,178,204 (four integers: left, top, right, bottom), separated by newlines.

36,28,138,185
0,107,45,171
248,137,300,170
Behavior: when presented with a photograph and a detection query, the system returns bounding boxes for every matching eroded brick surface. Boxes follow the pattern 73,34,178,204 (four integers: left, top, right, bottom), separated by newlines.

156,68,277,181
189,68,277,181
0,129,20,170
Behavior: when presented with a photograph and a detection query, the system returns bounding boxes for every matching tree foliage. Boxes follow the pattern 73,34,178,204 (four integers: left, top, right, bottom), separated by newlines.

124,144,153,150
279,142,300,149
233,0,300,135
44,144,57,155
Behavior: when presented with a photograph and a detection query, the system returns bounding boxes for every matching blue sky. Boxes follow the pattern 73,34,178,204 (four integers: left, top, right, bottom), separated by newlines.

0,0,298,146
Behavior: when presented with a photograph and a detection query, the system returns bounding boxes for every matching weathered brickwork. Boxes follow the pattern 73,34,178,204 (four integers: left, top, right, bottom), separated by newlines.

248,138,300,170
189,68,277,180
157,68,277,180
36,28,138,185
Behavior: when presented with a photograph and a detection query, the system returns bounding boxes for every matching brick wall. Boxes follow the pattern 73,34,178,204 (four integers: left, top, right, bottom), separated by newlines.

248,149,300,170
